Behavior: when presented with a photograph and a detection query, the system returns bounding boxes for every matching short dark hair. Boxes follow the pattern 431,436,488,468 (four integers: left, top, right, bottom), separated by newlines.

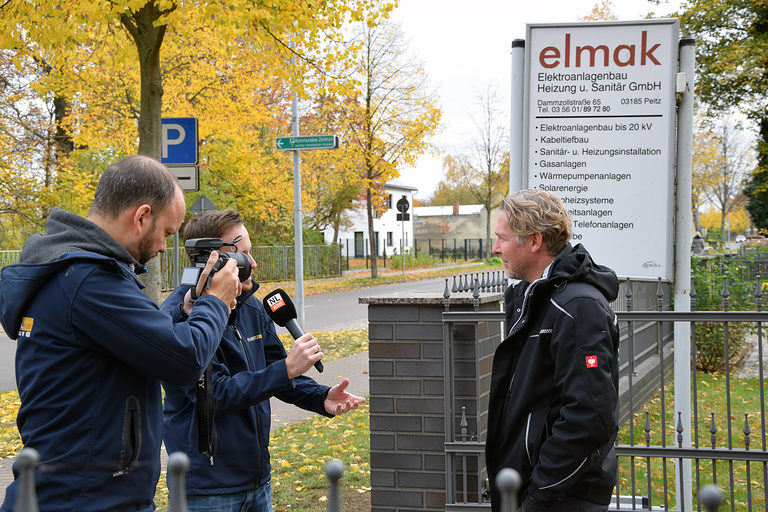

183,209,244,242
90,155,179,219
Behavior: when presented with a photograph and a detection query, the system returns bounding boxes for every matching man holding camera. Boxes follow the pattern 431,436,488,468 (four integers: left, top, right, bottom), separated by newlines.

0,156,241,512
162,209,364,512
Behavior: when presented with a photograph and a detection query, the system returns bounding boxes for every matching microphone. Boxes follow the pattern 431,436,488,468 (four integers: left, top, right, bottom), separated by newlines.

262,289,323,373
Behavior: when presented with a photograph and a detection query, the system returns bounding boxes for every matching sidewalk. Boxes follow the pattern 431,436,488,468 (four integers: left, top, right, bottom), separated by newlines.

736,334,767,379
0,351,369,504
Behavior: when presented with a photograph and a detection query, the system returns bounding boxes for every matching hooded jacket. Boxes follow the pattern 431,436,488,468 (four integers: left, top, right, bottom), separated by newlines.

485,243,619,509
0,208,229,512
161,282,331,495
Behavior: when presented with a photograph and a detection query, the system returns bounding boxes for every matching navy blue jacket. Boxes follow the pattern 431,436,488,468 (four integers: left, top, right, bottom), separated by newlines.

161,282,331,495
486,244,620,510
0,209,229,512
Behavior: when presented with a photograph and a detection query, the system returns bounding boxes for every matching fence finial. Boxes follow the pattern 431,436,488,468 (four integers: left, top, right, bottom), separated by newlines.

14,447,39,512
656,277,664,311
755,275,763,310
168,452,190,512
690,276,697,309
495,468,522,512
325,460,345,512
700,483,723,512
720,270,730,310
744,413,751,450
460,406,468,441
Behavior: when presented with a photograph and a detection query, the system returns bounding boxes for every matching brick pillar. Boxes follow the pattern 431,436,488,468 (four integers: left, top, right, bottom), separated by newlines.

360,291,503,512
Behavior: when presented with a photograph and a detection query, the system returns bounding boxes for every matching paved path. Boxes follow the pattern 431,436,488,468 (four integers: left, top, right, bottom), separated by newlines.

736,333,768,379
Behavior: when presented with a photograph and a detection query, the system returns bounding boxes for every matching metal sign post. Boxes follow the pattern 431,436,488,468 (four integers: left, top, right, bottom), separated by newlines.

275,128,339,325
396,196,410,275
162,117,199,288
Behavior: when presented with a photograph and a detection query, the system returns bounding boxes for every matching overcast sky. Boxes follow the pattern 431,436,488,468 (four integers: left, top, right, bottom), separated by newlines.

389,0,681,200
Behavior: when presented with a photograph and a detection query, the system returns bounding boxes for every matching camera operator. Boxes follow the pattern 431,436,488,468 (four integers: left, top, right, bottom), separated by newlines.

161,209,364,512
0,156,241,512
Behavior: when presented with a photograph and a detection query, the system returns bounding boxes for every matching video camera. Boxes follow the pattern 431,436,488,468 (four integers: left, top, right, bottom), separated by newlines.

180,238,253,288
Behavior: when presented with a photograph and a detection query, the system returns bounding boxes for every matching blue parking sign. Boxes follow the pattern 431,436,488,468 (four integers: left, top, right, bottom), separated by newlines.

161,117,198,164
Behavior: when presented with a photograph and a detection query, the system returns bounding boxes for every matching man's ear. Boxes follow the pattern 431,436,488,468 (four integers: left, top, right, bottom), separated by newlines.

529,232,545,253
131,204,152,233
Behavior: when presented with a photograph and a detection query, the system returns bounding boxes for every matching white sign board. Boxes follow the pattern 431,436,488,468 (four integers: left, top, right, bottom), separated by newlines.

167,165,199,192
524,19,679,281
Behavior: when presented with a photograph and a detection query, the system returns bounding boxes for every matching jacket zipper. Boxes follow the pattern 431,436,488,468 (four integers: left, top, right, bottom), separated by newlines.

232,324,265,485
498,281,539,445
500,281,537,418
507,281,538,336
525,412,533,465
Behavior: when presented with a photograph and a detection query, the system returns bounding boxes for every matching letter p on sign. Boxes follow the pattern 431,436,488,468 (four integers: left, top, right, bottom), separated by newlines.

162,123,185,159
161,117,198,164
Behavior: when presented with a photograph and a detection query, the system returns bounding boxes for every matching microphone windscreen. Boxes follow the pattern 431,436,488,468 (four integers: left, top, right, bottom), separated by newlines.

262,289,297,327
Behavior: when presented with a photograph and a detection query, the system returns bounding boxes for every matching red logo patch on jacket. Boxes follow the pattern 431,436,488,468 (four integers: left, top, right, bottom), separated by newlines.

585,355,598,368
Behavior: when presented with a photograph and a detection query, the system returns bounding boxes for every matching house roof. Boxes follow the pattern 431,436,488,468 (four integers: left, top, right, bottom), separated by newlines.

413,204,485,217
385,181,418,192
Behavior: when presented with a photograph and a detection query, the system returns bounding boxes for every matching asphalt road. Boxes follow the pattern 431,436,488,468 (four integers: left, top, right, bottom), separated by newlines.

0,277,448,392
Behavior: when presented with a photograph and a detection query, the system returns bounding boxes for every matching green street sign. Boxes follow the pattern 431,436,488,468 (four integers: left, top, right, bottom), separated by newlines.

275,134,339,151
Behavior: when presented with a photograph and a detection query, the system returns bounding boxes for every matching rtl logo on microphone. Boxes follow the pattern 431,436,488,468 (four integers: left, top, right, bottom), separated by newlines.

266,293,285,312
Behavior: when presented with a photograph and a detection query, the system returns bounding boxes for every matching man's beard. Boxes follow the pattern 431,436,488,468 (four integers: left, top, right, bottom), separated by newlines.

134,218,159,265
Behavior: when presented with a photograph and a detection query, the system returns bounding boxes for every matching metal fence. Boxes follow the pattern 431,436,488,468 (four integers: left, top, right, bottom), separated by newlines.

0,250,20,268
168,244,342,287
1,245,343,291
440,274,768,511
414,238,487,262
11,447,350,512
698,252,768,282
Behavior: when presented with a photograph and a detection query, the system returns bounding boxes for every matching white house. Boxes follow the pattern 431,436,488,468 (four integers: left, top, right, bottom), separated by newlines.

322,182,417,258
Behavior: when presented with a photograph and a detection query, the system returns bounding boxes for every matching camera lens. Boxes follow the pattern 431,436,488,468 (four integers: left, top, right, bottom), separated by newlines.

223,252,252,282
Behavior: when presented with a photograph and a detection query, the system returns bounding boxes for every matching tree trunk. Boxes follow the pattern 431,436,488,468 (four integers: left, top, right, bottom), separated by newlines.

485,207,492,260
53,95,74,160
122,3,168,304
721,204,727,242
366,186,378,278
745,117,768,230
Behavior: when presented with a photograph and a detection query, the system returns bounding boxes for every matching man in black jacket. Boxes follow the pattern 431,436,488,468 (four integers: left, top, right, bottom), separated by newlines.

486,189,619,512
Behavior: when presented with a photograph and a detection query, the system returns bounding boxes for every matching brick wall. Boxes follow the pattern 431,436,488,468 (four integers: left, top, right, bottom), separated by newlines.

360,292,503,511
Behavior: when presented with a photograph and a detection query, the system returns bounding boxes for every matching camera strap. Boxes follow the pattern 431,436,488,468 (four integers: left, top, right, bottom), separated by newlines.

195,362,217,465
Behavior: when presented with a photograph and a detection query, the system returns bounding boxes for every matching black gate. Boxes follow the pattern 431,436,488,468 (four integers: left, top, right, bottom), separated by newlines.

441,275,768,511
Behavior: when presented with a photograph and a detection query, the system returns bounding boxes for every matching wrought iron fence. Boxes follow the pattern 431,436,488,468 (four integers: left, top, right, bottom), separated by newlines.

440,274,768,511
1,244,343,292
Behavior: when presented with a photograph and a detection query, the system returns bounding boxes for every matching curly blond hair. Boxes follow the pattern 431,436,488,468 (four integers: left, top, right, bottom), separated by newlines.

499,189,572,256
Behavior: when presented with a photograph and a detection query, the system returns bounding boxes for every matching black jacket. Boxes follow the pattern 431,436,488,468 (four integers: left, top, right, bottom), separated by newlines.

485,243,619,509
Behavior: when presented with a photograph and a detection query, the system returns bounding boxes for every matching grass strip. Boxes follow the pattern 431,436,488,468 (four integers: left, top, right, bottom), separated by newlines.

153,402,371,511
277,328,368,362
